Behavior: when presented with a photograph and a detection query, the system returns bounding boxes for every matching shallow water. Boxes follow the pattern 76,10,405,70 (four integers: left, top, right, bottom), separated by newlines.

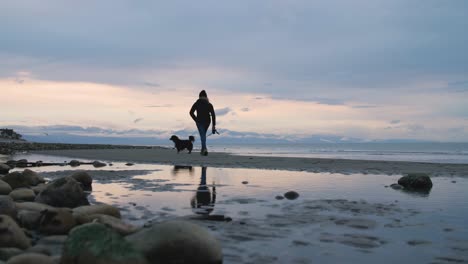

10,153,468,263
207,142,468,164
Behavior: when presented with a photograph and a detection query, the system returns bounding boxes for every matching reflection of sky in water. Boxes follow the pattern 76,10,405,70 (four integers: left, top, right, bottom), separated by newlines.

10,153,468,263
11,153,468,223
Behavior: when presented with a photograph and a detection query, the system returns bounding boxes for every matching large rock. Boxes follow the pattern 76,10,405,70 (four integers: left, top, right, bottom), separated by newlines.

1,173,28,190
0,180,12,195
35,177,89,208
75,214,139,235
0,215,31,249
6,253,54,264
5,161,17,168
0,248,23,262
70,172,92,191
38,209,76,235
15,202,54,212
0,196,17,218
9,189,35,202
61,223,147,264
0,164,10,174
68,160,80,167
31,184,47,195
92,161,106,168
2,170,44,190
398,173,433,191
17,205,76,232
126,220,223,264
17,210,42,230
15,160,28,169
32,235,67,257
26,244,51,256
21,170,45,185
72,204,120,219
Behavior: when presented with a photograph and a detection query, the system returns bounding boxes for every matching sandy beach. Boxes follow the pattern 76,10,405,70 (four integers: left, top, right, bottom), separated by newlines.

36,148,468,177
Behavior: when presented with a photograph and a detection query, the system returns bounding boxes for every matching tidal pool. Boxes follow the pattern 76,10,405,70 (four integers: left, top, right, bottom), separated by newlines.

10,153,468,264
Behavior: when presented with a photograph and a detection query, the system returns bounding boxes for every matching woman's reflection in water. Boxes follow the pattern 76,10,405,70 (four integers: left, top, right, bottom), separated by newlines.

191,167,216,215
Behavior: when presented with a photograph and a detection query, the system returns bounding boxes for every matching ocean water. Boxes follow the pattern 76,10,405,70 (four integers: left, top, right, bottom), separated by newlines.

202,142,468,164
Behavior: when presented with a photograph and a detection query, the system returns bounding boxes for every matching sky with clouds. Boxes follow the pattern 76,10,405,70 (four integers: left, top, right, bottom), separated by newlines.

1,0,467,141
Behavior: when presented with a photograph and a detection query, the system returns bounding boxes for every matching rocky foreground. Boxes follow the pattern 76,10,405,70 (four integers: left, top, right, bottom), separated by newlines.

0,162,223,264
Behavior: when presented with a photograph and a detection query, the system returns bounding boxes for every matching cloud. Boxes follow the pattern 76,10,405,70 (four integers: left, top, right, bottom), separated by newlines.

2,1,466,92
407,124,425,132
352,105,378,109
390,120,401,124
312,98,345,106
240,107,250,112
448,80,468,92
215,107,232,116
143,82,160,87
1,1,468,141
145,104,173,108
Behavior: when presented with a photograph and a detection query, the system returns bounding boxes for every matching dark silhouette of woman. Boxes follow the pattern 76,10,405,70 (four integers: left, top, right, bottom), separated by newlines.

191,167,216,215
189,90,216,156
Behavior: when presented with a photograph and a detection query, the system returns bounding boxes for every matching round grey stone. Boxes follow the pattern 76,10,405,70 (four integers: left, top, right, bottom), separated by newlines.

126,220,222,264
0,180,12,195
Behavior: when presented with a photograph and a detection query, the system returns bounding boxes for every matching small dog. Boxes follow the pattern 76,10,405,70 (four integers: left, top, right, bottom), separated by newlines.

170,135,195,154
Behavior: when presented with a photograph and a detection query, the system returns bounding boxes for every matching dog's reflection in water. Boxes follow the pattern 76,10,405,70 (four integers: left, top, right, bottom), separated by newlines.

172,165,194,176
191,167,216,215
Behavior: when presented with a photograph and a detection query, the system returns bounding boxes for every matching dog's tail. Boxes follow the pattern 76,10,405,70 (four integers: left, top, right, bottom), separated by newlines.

189,135,195,142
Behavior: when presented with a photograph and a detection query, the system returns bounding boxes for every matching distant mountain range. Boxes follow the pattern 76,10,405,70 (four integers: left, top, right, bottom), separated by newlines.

5,125,431,145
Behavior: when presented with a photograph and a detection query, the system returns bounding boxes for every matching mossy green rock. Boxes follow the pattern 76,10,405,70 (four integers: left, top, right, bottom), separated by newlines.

75,214,138,236
61,223,147,264
398,173,433,190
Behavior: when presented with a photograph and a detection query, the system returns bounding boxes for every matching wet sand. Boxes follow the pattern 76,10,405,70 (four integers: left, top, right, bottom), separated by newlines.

36,148,468,177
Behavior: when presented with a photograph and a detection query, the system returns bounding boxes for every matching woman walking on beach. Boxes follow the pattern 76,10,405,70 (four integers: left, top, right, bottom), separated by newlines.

190,90,216,156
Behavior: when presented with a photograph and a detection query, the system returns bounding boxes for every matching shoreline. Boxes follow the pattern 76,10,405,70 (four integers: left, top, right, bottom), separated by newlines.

34,148,468,177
